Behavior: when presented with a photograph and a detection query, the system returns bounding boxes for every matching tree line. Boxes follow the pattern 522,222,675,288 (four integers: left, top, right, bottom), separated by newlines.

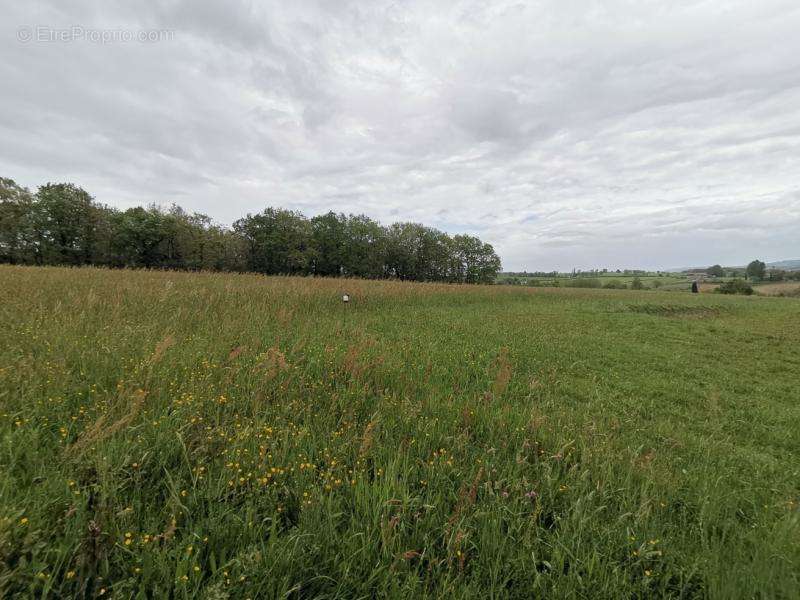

0,178,501,283
706,261,799,282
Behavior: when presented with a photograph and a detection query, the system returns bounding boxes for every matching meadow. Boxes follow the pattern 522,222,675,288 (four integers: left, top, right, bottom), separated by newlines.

753,282,800,297
1,265,799,599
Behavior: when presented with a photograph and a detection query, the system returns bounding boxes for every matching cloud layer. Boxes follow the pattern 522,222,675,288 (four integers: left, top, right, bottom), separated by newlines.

3,0,799,270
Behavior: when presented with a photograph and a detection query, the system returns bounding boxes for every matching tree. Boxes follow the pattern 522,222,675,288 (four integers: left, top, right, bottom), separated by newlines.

0,178,37,264
384,223,421,280
233,208,312,275
449,234,501,284
745,260,766,281
110,206,171,268
310,212,348,277
706,264,724,277
34,183,109,265
1,175,502,284
338,214,386,278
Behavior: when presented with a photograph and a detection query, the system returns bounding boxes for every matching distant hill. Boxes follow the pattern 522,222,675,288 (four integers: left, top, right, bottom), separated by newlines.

768,259,800,270
666,259,800,273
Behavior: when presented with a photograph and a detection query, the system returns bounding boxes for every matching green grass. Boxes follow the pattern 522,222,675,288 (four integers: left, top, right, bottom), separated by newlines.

1,265,799,599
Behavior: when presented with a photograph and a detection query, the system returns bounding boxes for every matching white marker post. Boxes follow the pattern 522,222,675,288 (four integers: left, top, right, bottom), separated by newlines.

341,293,350,328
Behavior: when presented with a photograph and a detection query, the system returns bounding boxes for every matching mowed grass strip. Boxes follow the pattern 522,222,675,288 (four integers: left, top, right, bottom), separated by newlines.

0,265,798,599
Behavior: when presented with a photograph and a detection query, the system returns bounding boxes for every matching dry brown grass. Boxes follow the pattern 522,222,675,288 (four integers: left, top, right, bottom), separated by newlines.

754,282,800,296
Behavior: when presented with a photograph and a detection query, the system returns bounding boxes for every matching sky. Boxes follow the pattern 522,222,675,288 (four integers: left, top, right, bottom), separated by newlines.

2,1,799,272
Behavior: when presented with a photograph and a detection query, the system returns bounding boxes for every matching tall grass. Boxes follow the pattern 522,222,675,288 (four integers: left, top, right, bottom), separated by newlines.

0,265,798,598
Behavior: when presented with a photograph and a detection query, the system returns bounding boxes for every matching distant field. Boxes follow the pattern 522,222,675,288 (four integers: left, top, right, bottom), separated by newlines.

497,274,690,288
754,281,800,297
697,281,800,296
1,266,799,598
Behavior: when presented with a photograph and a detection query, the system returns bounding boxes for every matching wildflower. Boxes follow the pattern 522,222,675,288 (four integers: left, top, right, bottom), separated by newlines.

19,517,29,525
66,571,76,579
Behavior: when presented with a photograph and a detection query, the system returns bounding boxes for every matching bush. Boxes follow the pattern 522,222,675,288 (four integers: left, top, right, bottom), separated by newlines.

716,279,753,295
602,280,627,289
630,277,644,290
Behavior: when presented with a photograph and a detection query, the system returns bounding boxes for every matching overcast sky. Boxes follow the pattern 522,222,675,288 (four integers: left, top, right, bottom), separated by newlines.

2,1,799,271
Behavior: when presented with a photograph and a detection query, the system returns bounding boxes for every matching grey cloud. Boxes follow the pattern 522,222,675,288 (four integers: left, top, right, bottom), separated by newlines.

1,0,799,270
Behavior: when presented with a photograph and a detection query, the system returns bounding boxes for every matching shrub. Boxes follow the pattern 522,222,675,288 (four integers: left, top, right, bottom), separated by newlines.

630,277,644,290
716,279,753,295
603,280,627,289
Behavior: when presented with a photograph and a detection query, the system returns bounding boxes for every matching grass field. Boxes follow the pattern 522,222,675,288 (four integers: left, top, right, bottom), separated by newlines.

1,266,799,599
754,282,800,297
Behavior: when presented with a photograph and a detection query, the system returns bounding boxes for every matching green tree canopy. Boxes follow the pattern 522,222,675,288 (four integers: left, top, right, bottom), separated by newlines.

1,175,502,284
745,260,766,281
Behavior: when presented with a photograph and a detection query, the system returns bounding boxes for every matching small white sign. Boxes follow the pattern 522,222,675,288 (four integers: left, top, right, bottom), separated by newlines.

342,294,350,303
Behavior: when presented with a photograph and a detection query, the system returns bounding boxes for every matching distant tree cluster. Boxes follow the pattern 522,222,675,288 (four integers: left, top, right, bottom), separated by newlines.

502,271,559,278
745,260,766,281
716,279,754,295
704,261,799,282
0,178,501,283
